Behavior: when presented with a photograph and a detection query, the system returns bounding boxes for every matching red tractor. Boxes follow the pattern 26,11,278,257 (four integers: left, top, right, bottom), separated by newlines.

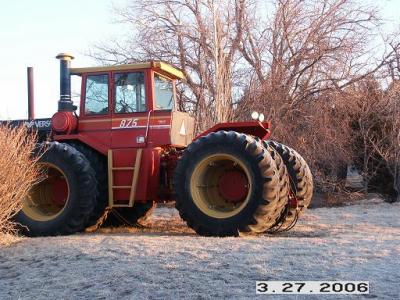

7,54,313,237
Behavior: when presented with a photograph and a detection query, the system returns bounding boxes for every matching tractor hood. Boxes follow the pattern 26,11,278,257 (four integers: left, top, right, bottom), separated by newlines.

1,118,51,131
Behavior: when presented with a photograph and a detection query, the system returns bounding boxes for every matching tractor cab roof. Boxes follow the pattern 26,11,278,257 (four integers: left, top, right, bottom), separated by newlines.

70,61,185,80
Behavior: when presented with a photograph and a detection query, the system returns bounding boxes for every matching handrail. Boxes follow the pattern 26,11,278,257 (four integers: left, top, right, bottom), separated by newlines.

145,109,153,142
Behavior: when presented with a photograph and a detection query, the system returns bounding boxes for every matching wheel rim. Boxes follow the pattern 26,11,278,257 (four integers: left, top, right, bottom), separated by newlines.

22,163,69,222
190,154,252,219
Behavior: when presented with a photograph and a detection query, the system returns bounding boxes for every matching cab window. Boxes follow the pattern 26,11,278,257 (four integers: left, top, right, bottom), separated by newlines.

72,75,82,115
114,72,146,113
84,74,109,115
154,74,174,110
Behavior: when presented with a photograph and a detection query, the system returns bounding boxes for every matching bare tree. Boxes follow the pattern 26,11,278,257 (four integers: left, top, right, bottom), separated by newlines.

344,77,400,201
92,0,393,125
91,0,400,196
232,0,400,194
91,0,252,131
345,33,400,201
237,0,395,115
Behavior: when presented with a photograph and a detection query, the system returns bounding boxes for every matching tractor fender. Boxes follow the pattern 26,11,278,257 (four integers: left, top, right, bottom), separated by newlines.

195,121,271,140
53,133,109,155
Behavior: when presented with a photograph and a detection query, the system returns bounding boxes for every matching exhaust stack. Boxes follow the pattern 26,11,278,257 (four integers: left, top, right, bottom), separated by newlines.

27,67,35,120
56,53,74,112
51,53,78,134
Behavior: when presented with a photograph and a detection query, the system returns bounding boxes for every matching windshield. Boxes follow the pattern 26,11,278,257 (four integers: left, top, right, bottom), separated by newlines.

154,74,174,110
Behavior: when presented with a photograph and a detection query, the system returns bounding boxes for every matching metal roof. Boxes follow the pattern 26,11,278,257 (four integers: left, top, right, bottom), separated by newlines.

70,61,184,79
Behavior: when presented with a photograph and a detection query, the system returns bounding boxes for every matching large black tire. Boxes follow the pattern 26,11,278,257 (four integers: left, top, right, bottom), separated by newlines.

174,131,282,237
67,141,108,228
261,141,291,229
14,142,97,236
102,202,156,227
267,140,313,226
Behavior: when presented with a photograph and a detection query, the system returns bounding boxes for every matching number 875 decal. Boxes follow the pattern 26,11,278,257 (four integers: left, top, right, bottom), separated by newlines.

119,118,139,128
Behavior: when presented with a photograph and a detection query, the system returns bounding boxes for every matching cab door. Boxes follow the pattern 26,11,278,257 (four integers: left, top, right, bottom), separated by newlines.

109,69,156,204
78,72,112,151
110,70,152,148
148,72,175,146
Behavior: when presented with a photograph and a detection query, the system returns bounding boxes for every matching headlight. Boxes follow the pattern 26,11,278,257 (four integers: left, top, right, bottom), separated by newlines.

251,111,259,120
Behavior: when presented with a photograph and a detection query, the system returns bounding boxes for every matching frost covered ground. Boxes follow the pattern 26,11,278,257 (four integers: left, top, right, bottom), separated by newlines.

0,198,399,299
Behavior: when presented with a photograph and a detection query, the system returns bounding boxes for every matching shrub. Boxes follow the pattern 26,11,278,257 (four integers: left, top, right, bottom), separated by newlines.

0,125,41,244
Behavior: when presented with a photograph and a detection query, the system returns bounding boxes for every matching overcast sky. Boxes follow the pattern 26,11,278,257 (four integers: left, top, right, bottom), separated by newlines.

0,0,398,119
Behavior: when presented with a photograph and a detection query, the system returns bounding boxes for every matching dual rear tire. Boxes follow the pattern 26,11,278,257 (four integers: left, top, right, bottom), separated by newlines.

267,141,313,228
174,131,286,237
174,132,313,237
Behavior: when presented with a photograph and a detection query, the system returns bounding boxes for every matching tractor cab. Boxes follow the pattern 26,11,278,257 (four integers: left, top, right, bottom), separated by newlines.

51,54,195,154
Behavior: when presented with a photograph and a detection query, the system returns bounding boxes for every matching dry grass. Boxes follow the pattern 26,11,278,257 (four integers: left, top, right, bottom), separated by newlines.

0,233,21,247
0,125,41,245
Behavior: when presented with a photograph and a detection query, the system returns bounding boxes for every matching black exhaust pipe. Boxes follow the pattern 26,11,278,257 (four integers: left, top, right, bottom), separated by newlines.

56,53,74,112
27,67,35,120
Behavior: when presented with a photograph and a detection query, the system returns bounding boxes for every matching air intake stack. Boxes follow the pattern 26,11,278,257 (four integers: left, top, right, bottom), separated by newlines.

56,53,75,112
51,53,77,134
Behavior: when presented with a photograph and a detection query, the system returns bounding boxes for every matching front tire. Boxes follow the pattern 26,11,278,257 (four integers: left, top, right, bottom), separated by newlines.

174,131,282,237
14,142,97,236
67,141,108,228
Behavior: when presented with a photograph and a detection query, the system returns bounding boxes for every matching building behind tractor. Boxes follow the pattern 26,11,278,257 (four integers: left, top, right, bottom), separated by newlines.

2,54,313,237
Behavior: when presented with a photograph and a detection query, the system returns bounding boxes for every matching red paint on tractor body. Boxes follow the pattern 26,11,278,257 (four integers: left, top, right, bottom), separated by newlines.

196,121,271,140
52,65,270,205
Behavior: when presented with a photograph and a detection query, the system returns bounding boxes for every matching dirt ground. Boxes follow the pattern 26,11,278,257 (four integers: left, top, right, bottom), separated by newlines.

0,198,399,299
